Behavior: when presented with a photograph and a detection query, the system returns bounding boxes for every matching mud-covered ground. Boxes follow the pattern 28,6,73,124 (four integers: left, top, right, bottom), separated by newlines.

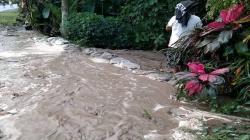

92,49,168,72
0,26,186,140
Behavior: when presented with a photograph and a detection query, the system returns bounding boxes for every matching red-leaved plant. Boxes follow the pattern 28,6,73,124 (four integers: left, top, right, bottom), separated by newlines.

207,3,250,30
178,62,230,97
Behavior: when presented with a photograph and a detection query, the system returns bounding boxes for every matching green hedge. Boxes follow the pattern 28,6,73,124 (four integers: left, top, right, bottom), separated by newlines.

65,12,131,49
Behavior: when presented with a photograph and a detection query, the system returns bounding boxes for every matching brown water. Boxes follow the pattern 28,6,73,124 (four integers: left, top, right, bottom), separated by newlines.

0,27,187,140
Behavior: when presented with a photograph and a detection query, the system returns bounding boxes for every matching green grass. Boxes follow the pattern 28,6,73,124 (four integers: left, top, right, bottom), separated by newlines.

0,10,18,25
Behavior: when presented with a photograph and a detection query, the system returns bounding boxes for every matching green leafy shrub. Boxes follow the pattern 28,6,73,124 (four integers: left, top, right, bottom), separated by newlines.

121,0,177,49
65,12,131,49
121,0,207,50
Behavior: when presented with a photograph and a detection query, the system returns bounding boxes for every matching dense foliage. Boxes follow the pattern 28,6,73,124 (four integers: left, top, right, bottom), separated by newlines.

23,0,61,35
23,0,207,49
121,0,207,49
65,12,130,49
22,0,127,35
120,0,176,49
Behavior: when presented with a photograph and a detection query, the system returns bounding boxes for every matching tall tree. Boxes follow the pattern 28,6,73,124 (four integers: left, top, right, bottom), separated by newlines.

61,0,69,36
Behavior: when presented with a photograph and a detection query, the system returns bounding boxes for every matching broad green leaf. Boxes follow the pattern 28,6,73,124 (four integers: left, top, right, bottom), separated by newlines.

206,87,217,97
42,7,50,19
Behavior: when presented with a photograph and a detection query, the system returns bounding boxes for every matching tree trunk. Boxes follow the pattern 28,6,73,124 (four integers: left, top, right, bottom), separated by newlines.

61,0,69,36
21,0,28,14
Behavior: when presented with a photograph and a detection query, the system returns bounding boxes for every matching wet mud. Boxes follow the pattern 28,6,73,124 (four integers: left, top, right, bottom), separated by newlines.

0,27,183,140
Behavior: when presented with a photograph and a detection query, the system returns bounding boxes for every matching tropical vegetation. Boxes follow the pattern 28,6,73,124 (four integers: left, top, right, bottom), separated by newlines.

176,2,250,115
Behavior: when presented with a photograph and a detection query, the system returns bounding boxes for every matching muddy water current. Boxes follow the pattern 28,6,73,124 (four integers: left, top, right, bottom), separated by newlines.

0,27,185,140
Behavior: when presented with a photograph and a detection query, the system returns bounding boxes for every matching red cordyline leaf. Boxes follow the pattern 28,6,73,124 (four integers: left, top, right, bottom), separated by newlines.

207,3,245,29
187,62,205,74
220,3,244,24
185,80,203,96
199,68,229,82
210,68,230,75
199,74,217,82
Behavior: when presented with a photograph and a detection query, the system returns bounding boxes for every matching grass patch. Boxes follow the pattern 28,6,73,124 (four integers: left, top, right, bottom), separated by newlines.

0,10,18,25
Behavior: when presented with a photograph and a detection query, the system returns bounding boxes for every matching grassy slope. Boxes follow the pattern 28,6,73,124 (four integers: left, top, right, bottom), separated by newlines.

0,10,18,25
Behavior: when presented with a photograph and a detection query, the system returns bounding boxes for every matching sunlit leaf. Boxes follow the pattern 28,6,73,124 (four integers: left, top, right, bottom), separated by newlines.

218,30,233,44
205,40,220,53
243,35,250,43
234,15,250,24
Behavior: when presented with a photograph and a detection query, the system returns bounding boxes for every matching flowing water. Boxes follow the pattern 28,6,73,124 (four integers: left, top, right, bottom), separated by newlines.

0,27,186,140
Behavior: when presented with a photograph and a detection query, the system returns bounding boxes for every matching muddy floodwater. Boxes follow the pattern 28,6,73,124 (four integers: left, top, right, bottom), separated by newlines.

0,27,185,140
